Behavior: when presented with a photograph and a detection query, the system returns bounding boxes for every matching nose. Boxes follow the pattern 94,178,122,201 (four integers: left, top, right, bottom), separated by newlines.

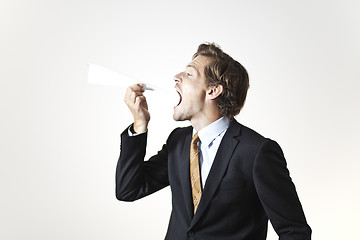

174,72,183,83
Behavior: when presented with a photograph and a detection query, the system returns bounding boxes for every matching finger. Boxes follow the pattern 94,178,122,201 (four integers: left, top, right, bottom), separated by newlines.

135,95,147,108
125,87,144,104
126,84,144,96
131,91,142,104
130,83,145,93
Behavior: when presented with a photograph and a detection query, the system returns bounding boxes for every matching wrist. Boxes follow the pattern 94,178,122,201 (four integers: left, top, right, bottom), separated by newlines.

133,120,148,134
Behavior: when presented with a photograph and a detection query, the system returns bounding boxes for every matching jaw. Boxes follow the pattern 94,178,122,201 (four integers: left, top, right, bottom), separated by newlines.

174,100,222,131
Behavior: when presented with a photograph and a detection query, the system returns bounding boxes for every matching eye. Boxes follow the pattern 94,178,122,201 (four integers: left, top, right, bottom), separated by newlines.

186,72,192,77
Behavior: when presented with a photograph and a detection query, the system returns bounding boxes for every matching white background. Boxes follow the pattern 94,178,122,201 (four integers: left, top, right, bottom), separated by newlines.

1,0,359,239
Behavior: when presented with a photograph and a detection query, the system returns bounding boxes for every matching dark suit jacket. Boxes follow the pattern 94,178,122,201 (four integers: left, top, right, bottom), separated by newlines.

116,119,311,240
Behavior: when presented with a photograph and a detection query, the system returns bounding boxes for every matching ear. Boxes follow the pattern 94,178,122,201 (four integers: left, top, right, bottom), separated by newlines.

207,84,223,100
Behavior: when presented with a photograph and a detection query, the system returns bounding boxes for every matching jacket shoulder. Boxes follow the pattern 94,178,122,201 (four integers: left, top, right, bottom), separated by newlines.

231,120,266,142
231,120,278,153
166,125,192,143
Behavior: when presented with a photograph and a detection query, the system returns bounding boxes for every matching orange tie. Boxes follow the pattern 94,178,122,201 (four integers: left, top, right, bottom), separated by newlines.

190,133,201,214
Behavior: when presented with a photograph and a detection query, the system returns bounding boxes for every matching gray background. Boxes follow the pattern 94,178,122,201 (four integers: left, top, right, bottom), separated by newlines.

1,0,359,239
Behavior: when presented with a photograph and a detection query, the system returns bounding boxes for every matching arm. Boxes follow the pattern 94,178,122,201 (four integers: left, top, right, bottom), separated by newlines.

115,125,169,201
253,140,312,240
116,84,169,201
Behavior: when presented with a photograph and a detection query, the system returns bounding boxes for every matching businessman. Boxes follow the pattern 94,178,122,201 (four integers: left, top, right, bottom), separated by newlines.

116,43,311,239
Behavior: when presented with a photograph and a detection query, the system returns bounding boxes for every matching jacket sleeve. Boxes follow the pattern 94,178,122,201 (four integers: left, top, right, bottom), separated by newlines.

115,126,170,201
253,139,312,240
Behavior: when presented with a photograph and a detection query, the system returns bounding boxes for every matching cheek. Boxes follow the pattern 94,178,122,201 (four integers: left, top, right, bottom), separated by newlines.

183,89,204,104
182,82,206,98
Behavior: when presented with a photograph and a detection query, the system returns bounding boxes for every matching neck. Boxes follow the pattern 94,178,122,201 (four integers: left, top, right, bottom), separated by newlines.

190,112,222,132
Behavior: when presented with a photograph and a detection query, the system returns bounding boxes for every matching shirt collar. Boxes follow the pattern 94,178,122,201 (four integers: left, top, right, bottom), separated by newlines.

195,117,231,148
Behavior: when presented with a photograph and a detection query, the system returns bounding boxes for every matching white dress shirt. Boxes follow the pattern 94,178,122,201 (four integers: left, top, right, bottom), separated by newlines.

195,117,230,188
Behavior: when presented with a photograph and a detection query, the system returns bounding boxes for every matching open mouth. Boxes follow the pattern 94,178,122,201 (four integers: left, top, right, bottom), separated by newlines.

175,90,182,107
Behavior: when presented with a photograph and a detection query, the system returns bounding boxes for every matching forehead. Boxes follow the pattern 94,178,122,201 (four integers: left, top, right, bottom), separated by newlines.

187,55,214,73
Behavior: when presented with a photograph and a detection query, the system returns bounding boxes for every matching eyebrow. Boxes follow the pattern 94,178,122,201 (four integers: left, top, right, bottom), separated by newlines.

186,64,199,74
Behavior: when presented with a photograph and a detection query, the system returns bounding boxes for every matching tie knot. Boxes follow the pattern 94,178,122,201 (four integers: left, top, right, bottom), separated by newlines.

191,133,200,145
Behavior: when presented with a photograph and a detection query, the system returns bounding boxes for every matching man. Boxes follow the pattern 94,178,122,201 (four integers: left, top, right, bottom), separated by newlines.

116,43,311,239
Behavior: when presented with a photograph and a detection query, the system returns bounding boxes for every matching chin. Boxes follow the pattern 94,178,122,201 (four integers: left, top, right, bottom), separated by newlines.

173,109,188,122
172,112,181,122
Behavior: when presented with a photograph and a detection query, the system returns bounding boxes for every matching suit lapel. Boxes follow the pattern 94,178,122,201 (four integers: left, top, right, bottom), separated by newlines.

189,120,242,229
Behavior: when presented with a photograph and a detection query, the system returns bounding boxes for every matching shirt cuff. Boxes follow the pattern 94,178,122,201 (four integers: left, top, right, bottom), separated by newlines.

128,124,147,137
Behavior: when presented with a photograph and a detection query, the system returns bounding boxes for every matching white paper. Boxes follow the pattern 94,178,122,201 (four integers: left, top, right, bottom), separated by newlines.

87,63,167,91
87,63,180,107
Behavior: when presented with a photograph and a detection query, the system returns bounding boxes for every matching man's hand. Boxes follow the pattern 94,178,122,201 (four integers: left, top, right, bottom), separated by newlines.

124,84,150,133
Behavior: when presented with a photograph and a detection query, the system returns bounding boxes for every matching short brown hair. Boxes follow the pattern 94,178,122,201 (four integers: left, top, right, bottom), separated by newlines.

193,43,249,119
